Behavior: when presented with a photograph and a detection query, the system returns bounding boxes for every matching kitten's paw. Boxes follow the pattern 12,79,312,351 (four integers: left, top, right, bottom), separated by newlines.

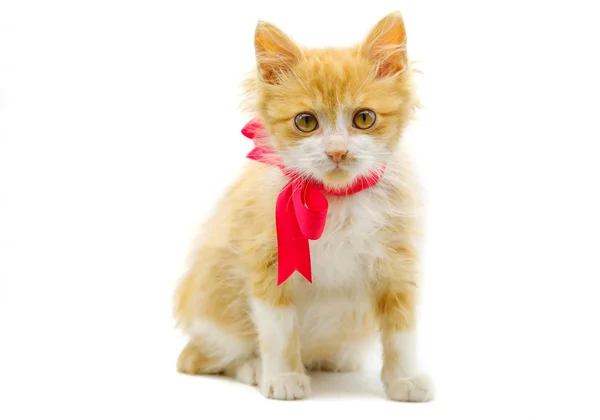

384,374,434,402
260,372,311,400
234,357,261,386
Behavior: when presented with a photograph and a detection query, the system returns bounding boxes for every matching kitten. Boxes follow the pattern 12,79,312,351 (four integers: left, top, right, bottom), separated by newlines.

173,11,433,401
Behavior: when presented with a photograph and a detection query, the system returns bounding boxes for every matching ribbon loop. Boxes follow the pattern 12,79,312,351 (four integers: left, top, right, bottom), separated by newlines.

292,182,328,241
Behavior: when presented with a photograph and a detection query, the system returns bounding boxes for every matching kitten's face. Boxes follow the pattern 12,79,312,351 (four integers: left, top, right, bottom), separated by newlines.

253,12,416,189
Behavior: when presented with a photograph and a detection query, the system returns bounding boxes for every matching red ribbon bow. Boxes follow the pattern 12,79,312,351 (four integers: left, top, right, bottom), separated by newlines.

241,118,385,285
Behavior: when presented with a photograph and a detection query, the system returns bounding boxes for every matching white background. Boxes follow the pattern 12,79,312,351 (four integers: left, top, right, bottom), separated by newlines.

1,0,599,418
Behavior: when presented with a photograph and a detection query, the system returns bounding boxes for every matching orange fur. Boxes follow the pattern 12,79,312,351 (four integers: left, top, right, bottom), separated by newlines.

173,11,433,401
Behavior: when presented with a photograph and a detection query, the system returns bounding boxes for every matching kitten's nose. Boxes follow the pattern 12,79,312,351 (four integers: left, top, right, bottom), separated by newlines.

327,149,348,164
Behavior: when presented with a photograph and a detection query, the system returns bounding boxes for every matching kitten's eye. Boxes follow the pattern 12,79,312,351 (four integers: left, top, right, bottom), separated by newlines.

353,109,376,129
294,113,319,133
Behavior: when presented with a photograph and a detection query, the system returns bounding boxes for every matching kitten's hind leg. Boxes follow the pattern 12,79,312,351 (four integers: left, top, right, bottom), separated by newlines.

177,340,223,375
176,320,255,377
177,337,261,386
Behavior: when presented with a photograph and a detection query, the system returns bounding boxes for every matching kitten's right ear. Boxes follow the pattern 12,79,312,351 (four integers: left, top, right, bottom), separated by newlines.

254,20,301,84
361,11,408,78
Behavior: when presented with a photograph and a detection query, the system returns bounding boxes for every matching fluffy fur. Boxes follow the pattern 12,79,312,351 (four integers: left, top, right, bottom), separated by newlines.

173,11,433,401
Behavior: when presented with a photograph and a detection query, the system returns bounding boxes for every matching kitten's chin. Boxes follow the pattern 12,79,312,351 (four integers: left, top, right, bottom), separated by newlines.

321,168,356,189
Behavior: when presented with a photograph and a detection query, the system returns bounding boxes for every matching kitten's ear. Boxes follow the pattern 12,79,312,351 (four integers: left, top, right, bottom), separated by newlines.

361,12,408,77
254,20,301,84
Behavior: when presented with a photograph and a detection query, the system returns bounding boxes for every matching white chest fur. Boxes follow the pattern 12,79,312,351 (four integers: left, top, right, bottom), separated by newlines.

309,188,389,289
293,187,391,350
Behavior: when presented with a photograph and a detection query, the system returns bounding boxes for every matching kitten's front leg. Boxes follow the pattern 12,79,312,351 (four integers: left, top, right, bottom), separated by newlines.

250,270,310,400
375,250,434,402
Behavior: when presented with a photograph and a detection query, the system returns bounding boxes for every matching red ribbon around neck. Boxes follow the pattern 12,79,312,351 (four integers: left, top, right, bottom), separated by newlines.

241,118,385,285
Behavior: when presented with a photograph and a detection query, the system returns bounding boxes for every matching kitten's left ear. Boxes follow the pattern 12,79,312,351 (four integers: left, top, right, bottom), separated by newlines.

254,20,302,84
361,11,408,77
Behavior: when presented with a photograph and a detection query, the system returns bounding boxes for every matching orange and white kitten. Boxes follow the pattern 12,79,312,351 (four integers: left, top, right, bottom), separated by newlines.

174,11,433,401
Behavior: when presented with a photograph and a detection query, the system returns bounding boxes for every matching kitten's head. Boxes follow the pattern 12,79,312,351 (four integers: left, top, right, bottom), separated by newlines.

246,12,418,189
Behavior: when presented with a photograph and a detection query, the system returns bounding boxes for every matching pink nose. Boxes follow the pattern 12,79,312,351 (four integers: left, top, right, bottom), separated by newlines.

327,149,348,164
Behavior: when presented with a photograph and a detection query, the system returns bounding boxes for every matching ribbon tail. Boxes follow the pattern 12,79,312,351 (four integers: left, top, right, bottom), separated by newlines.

275,185,298,285
275,183,316,285
276,242,296,286
294,238,313,284
276,237,312,285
